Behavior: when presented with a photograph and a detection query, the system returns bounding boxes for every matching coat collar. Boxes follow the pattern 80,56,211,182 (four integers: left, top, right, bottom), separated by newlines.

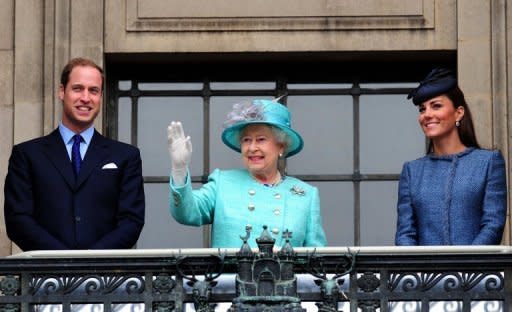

76,130,110,189
427,147,475,160
42,130,75,188
42,129,110,190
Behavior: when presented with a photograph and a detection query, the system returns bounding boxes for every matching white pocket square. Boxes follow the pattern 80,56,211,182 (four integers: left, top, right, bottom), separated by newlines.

102,162,118,169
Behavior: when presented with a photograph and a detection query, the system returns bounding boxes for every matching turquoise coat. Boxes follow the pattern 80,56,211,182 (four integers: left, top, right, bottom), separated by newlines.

169,169,327,248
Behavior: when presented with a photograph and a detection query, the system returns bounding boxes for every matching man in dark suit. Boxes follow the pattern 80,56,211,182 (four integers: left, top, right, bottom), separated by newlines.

4,57,145,251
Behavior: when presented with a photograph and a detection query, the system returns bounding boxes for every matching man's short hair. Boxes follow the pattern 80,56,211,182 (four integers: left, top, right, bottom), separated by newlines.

60,57,104,90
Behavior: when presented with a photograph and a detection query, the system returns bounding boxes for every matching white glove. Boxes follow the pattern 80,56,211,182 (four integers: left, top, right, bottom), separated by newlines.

167,121,192,185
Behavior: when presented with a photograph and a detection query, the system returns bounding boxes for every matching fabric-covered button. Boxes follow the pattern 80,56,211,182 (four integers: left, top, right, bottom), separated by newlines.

173,193,181,205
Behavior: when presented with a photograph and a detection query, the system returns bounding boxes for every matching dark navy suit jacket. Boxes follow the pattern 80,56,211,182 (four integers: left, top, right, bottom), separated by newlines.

4,129,145,251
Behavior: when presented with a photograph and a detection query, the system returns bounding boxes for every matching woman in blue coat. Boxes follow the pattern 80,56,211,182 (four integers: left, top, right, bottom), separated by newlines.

167,98,327,248
395,68,507,245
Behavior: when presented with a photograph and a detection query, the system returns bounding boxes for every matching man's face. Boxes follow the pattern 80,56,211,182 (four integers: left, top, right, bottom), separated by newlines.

59,65,102,133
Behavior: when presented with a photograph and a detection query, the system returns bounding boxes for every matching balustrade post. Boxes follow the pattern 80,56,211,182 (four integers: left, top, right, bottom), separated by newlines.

505,268,512,310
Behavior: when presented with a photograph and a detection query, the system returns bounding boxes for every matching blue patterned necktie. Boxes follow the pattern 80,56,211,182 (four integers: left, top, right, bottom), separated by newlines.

71,134,82,177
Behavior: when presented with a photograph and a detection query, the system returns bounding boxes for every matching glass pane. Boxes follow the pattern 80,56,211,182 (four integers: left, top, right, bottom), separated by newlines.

210,82,275,90
310,181,354,246
137,97,204,177
117,97,131,144
360,82,418,88
360,94,425,174
71,304,104,311
430,302,462,311
113,303,145,311
118,80,132,91
32,304,123,311
138,82,203,90
360,181,398,246
389,301,421,311
138,183,204,248
471,301,502,311
31,305,63,311
287,95,353,175
209,96,274,170
288,83,352,89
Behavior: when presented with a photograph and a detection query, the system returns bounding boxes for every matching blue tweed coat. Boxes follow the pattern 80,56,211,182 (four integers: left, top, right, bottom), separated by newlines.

169,169,327,248
395,148,507,245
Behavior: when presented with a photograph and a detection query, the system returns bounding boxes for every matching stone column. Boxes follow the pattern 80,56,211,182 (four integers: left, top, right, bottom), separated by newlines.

458,0,511,244
0,0,15,256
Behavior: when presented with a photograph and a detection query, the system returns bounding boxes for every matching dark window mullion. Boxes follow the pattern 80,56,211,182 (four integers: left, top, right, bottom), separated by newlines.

131,80,140,147
203,79,211,181
277,77,288,175
353,81,361,246
360,88,413,95
286,89,353,96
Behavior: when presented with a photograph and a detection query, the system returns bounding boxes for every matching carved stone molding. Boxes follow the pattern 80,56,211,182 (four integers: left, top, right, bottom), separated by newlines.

126,0,434,32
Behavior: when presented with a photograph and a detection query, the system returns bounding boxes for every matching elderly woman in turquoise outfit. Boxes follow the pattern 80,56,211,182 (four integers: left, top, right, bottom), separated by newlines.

167,98,327,248
395,68,507,245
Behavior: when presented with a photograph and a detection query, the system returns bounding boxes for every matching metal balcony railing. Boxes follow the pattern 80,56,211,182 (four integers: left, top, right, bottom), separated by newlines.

0,237,510,311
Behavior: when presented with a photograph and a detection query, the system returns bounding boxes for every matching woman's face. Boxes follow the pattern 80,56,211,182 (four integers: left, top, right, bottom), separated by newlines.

240,124,284,179
418,95,464,141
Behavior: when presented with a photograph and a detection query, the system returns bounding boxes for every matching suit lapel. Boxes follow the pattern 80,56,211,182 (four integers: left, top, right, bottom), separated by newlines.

42,129,76,189
76,131,110,189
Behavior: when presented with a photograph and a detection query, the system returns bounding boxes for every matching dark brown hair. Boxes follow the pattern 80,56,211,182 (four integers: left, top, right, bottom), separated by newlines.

427,86,480,153
60,57,104,89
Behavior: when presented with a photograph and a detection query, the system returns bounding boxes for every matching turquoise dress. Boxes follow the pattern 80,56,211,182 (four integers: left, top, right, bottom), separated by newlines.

169,169,327,248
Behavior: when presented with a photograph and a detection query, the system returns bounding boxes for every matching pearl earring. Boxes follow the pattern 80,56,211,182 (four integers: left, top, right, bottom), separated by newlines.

456,120,460,127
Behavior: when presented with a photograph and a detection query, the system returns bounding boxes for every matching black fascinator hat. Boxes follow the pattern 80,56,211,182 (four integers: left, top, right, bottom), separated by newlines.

407,68,457,105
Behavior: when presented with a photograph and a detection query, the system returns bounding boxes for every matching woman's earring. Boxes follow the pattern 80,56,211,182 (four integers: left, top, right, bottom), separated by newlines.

456,120,460,127
279,153,283,158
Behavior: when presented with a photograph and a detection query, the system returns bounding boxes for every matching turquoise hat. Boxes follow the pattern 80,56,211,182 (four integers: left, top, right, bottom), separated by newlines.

221,99,304,157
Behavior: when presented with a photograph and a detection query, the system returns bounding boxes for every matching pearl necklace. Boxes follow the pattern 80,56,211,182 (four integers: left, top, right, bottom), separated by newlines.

261,172,282,188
